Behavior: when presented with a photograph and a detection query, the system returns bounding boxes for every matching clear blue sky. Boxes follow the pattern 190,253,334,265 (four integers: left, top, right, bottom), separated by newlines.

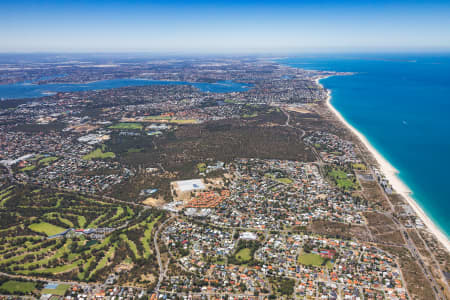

1,0,450,53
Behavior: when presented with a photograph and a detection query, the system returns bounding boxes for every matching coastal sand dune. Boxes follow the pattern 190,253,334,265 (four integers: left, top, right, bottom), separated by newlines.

316,77,450,253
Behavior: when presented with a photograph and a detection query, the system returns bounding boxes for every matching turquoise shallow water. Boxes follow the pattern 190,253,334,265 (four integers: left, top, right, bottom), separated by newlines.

0,79,250,100
280,54,450,237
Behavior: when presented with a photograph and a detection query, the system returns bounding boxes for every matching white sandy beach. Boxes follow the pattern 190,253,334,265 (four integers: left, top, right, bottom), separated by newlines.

316,76,450,253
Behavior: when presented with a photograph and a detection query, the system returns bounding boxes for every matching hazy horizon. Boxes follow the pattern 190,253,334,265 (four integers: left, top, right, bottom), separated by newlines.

2,0,450,53
1,48,450,55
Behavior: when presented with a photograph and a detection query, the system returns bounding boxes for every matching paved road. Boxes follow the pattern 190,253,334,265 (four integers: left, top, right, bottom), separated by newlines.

0,271,143,291
158,290,269,299
154,215,174,294
280,107,306,138
360,151,444,300
3,135,447,299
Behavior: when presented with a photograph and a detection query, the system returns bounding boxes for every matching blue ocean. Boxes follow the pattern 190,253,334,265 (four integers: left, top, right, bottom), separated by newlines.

281,54,450,237
0,79,250,100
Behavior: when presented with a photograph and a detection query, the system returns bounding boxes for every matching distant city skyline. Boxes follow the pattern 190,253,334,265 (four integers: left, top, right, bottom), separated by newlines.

2,0,450,53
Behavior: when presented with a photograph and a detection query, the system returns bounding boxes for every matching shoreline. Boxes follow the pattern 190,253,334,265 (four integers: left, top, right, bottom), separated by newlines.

315,76,450,253
0,78,252,101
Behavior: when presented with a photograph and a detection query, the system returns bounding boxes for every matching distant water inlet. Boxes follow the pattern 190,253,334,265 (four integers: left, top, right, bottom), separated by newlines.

0,79,251,100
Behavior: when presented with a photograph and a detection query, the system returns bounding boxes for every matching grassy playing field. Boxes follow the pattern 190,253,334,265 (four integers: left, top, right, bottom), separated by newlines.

168,119,198,124
265,173,293,184
82,148,116,160
39,156,59,165
242,112,258,118
352,163,367,170
0,280,36,294
28,222,66,236
109,122,143,130
144,115,171,120
276,177,293,184
329,168,359,190
298,253,333,268
235,248,252,263
41,284,70,296
298,253,324,266
127,147,143,153
20,165,36,172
